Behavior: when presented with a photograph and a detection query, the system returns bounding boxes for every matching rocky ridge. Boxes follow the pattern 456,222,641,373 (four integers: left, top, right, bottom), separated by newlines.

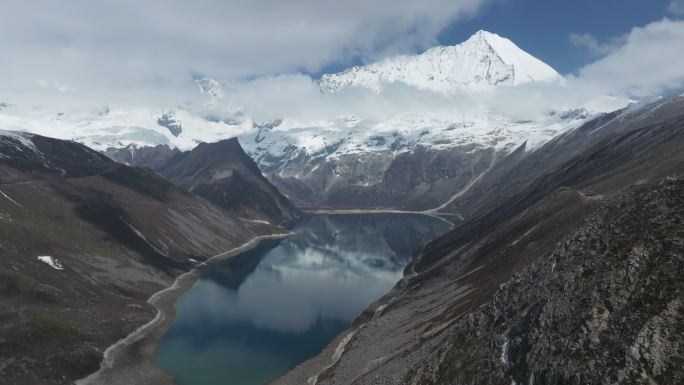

406,177,684,385
272,93,684,385
106,138,300,225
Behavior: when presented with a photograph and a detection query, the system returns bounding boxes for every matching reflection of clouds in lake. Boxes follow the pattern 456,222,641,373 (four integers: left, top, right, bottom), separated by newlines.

173,214,449,333
269,242,404,276
173,214,450,333
157,214,451,384
176,244,401,333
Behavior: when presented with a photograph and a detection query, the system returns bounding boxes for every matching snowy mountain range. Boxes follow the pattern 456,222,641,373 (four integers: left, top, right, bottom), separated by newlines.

0,30,579,151
0,30,596,210
232,31,585,209
319,30,562,93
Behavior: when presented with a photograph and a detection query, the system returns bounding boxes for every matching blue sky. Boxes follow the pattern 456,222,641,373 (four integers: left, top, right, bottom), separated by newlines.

439,0,676,74
1,0,683,111
317,0,678,77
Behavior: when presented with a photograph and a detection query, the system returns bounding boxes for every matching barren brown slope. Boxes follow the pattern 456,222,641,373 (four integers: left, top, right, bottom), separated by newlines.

0,131,285,385
118,138,301,226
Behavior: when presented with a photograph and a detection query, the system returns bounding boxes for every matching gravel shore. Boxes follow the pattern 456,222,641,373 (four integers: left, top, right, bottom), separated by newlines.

75,233,293,385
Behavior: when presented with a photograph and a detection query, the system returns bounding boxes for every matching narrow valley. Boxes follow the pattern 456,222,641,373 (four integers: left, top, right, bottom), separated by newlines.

1,3,684,385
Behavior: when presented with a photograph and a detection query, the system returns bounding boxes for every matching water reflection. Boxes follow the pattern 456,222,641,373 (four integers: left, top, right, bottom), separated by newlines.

155,214,450,385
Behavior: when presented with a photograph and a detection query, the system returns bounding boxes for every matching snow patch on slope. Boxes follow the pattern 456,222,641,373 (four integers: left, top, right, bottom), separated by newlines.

0,129,40,155
37,256,64,270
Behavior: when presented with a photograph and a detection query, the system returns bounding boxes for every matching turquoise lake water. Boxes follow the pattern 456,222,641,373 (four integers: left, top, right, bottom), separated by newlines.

155,214,450,385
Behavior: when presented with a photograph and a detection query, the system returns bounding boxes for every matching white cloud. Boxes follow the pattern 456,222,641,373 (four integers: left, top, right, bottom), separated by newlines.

219,18,684,123
1,8,683,133
569,33,625,57
572,18,684,98
668,0,684,15
0,0,490,109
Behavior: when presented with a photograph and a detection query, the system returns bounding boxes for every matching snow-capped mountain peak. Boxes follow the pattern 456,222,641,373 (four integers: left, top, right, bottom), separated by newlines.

0,31,579,161
319,30,562,94
468,30,562,84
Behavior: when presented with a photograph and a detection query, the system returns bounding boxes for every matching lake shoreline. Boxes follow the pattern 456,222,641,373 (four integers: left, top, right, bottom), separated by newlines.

303,209,460,226
75,232,294,385
76,211,451,385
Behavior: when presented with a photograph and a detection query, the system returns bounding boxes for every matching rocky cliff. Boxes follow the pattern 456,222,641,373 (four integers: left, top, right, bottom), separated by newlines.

406,177,683,385
157,138,300,226
104,144,181,171
272,94,684,385
105,138,299,225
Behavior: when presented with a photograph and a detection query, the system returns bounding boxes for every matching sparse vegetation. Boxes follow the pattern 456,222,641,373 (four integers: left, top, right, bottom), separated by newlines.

0,267,33,295
29,313,80,341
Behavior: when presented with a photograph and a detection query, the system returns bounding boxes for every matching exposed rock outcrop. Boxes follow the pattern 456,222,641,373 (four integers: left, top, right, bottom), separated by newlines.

269,145,497,211
158,138,300,226
406,177,684,385
106,138,300,226
104,143,180,170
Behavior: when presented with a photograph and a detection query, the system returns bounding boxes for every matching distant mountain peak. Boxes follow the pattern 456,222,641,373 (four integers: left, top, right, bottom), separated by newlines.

319,30,562,94
469,29,498,42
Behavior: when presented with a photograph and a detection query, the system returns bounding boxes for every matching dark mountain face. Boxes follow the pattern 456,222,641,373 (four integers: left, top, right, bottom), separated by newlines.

438,97,684,220
156,138,300,226
105,138,300,226
267,145,497,211
0,131,285,385
413,99,684,275
104,143,181,171
405,177,684,385
0,131,113,177
259,97,684,215
272,94,684,385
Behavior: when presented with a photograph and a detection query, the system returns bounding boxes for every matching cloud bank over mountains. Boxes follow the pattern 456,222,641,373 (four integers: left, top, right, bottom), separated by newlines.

192,18,684,122
572,18,684,98
0,1,683,124
0,0,489,108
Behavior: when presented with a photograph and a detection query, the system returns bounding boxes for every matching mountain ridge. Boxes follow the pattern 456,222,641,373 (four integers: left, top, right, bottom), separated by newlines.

318,30,562,94
156,138,300,225
0,130,289,385
0,32,596,214
271,91,684,385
